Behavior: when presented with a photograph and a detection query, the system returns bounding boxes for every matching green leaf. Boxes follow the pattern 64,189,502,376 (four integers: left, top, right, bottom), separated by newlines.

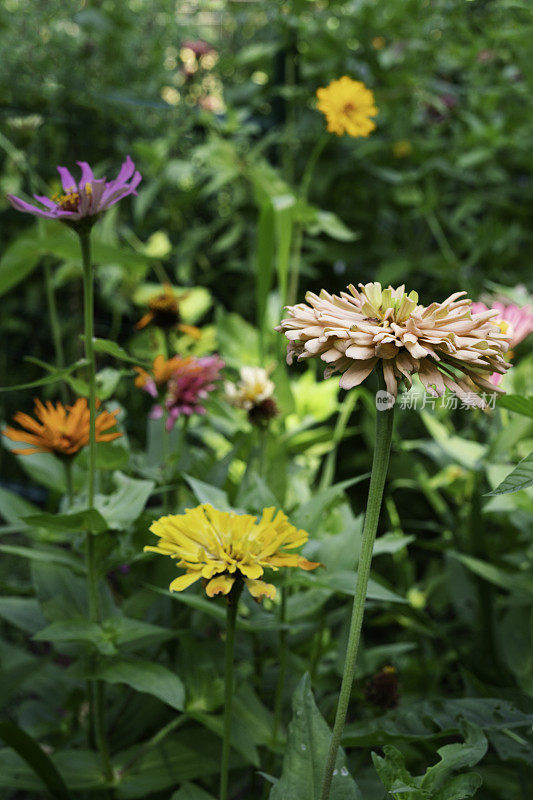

0,545,85,574
497,394,533,418
94,658,185,711
0,234,42,297
0,721,72,799
94,472,155,530
0,449,67,492
373,533,415,555
0,360,86,392
485,452,533,495
183,474,234,512
306,209,359,241
89,338,149,366
421,722,487,792
432,773,483,800
0,597,47,635
0,747,105,791
170,784,216,800
24,509,108,535
371,746,422,799
33,618,116,654
256,200,276,354
450,552,533,596
0,487,40,528
270,674,362,800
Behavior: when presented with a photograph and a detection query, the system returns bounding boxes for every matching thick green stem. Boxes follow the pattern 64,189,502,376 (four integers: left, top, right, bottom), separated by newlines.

220,582,243,800
320,370,394,800
43,260,68,404
272,582,288,747
79,231,112,782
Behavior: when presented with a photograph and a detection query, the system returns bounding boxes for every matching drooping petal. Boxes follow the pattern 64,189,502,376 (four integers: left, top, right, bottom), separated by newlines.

246,579,277,601
206,574,236,597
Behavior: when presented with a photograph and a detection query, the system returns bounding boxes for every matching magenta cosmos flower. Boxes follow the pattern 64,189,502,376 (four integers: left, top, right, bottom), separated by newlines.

149,355,225,430
471,300,533,385
7,156,141,224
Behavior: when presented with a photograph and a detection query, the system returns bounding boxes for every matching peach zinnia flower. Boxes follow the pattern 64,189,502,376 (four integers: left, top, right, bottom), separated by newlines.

316,76,378,137
277,282,511,408
3,398,121,457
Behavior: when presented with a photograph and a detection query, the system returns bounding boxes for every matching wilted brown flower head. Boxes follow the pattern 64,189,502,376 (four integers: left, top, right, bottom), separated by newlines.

277,282,511,408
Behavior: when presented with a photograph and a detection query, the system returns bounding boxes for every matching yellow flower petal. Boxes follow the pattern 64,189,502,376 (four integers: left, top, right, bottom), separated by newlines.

206,575,236,597
169,572,202,592
246,579,276,601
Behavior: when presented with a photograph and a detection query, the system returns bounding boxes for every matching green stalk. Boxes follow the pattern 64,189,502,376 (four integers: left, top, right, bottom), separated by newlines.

64,459,74,507
320,368,394,800
319,389,358,491
78,230,112,782
220,581,244,800
43,260,68,404
162,408,170,514
272,581,288,748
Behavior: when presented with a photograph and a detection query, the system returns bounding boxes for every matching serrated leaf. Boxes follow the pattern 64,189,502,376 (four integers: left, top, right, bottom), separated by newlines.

486,452,533,495
270,674,362,800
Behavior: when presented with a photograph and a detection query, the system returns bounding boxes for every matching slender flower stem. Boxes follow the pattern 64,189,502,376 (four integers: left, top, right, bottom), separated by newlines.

272,581,288,748
162,408,170,513
220,581,243,800
43,259,68,404
78,230,112,782
319,389,359,491
320,368,394,800
64,459,74,507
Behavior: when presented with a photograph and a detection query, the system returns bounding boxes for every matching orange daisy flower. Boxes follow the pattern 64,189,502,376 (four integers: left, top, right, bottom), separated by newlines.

3,397,122,457
133,354,184,396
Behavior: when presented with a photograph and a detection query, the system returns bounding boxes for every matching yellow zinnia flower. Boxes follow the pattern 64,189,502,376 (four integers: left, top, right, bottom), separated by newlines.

3,397,121,457
145,504,319,601
316,76,378,137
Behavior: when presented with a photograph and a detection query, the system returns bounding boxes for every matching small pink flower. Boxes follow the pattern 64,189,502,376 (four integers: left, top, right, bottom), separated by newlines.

157,355,224,430
471,300,533,384
7,156,141,224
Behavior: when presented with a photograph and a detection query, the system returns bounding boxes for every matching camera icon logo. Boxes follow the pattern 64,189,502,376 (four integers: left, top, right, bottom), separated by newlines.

375,390,395,411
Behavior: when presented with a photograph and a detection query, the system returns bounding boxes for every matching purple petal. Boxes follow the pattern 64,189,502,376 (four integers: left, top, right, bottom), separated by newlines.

7,194,56,218
113,155,136,186
76,161,95,187
56,166,77,192
33,195,58,210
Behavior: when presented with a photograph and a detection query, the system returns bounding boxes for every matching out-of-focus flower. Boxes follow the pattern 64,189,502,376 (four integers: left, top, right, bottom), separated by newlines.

225,366,278,426
393,140,412,158
372,36,386,50
136,283,201,338
134,354,184,398
471,300,533,384
477,50,495,62
364,665,399,709
182,39,215,57
7,156,141,224
3,398,121,457
198,94,224,113
316,76,378,137
144,504,319,601
277,282,511,408
163,355,225,429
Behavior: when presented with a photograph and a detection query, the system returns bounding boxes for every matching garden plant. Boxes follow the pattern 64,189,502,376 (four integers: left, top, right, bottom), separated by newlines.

0,2,532,800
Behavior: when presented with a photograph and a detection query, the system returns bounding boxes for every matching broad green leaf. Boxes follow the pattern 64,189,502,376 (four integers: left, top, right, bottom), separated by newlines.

89,337,149,367
1,450,67,492
171,784,216,800
0,721,72,799
497,394,533,419
343,698,533,747
0,747,105,790
183,474,234,512
33,618,116,655
0,234,42,297
95,472,154,530
421,722,487,792
0,597,47,635
373,533,415,555
307,571,407,604
450,552,533,596
215,309,260,367
486,452,533,495
270,674,362,800
101,616,173,650
0,487,40,528
432,773,483,800
24,508,108,535
94,658,185,711
371,746,421,799
0,545,85,573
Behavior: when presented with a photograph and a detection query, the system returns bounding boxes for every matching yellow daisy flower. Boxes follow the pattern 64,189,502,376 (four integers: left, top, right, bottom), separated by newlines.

145,504,319,601
316,76,378,137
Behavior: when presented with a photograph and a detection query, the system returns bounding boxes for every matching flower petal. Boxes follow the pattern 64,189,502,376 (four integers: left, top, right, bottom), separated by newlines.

246,579,276,601
205,575,235,597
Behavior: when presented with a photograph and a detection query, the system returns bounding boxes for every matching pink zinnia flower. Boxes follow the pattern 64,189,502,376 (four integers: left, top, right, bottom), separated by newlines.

7,156,141,224
151,355,224,430
471,300,533,384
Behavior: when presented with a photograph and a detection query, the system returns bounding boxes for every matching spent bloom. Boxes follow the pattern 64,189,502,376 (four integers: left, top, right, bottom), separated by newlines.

7,156,141,224
144,504,319,601
316,76,378,137
471,300,533,385
135,283,201,338
3,398,121,457
277,282,511,409
225,366,278,425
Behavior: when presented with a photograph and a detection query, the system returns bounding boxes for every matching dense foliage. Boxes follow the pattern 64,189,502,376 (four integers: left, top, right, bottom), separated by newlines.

0,1,532,799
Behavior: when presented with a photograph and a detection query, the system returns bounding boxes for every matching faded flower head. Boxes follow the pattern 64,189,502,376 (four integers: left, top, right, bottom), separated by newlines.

316,76,378,137
7,156,141,226
471,300,533,385
225,366,275,411
135,283,201,338
277,282,511,409
144,504,319,601
3,398,121,457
